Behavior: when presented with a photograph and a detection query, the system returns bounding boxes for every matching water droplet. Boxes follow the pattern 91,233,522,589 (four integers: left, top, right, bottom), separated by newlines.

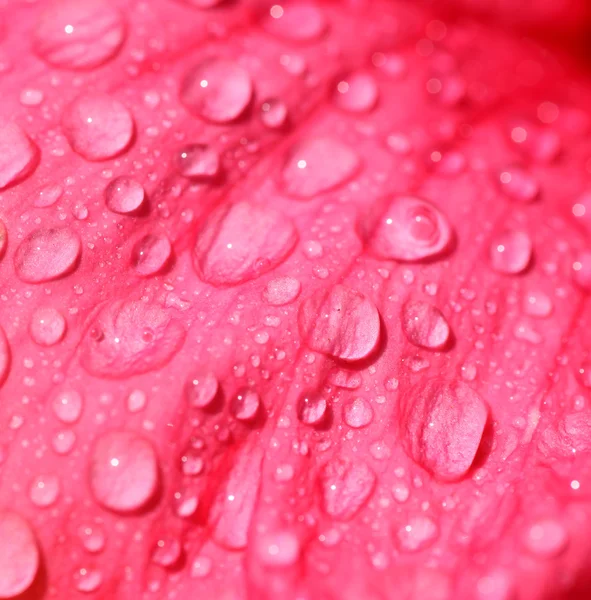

489,230,532,274
29,474,60,507
297,392,327,425
180,58,252,123
298,284,380,361
260,98,288,129
401,301,450,349
52,389,83,423
14,228,81,283
262,1,326,41
20,88,44,106
396,516,439,552
30,307,66,346
127,389,147,413
231,389,260,421
523,290,553,317
105,177,145,214
523,519,568,557
80,300,186,378
318,457,376,521
400,379,488,481
343,398,373,428
185,372,218,408
34,0,125,69
190,556,212,578
62,94,134,161
282,137,360,198
262,277,301,306
181,450,204,476
572,250,591,291
333,71,379,113
152,536,182,568
0,121,38,190
34,184,63,208
176,144,220,180
193,202,297,286
392,483,410,503
255,531,301,567
78,525,106,553
369,196,452,262
53,429,76,454
74,567,103,593
498,167,539,203
0,511,39,597
0,326,10,388
89,431,159,513
131,234,172,277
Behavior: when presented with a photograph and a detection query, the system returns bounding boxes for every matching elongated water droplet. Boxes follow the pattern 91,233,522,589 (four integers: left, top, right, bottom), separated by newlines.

298,284,380,361
489,230,532,274
52,389,83,423
282,137,360,198
35,184,63,208
0,121,38,190
297,392,327,425
105,177,145,214
262,1,326,41
401,301,450,349
262,276,301,305
29,474,60,507
30,307,66,346
193,202,297,286
343,398,373,428
62,94,134,161
180,58,253,123
89,431,159,513
131,234,172,277
34,0,125,69
176,144,220,180
185,372,218,408
260,98,288,129
369,196,452,262
333,72,378,113
14,228,81,283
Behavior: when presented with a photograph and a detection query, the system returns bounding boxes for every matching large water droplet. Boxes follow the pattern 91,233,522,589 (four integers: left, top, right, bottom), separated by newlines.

343,398,373,428
262,276,301,305
523,519,568,557
231,389,260,421
369,196,452,262
318,457,376,521
0,511,39,597
89,431,159,513
396,516,439,552
14,228,81,283
176,144,220,180
298,284,380,361
30,307,67,346
0,121,38,190
131,234,172,277
105,177,145,214
34,0,125,69
62,94,134,161
193,202,297,286
399,379,488,481
29,474,60,507
489,230,532,274
261,1,327,41
297,392,327,425
80,300,186,378
333,71,379,113
401,301,450,349
180,58,253,123
281,137,360,198
52,389,83,423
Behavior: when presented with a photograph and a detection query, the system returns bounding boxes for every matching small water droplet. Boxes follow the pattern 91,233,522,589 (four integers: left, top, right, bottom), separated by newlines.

105,177,145,214
185,372,218,408
74,567,103,593
303,240,323,259
131,234,172,277
0,121,38,190
127,389,147,413
62,94,134,161
489,230,532,274
79,525,106,553
498,167,539,203
34,184,63,208
572,250,591,291
523,290,553,317
262,277,301,305
401,301,450,349
176,144,220,180
260,98,288,129
30,307,67,346
396,516,439,552
89,431,159,513
255,531,301,567
343,398,373,428
180,58,252,123
333,71,379,113
52,430,76,454
297,392,327,425
152,536,182,568
231,389,260,421
190,555,212,578
29,474,60,507
262,1,327,41
52,389,83,423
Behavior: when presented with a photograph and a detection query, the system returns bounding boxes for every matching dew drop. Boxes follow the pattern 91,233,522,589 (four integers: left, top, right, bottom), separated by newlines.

298,284,380,361
369,196,452,262
190,556,212,578
35,184,63,208
262,1,327,41
181,450,204,476
193,202,297,286
498,167,539,203
401,301,450,350
105,177,145,214
14,228,81,283
74,568,103,593
152,536,182,568
127,389,147,413
572,250,591,292
78,525,106,553
185,372,218,408
297,392,327,425
0,511,39,598
53,429,76,454
255,531,301,567
489,230,532,274
523,519,568,558
62,94,134,161
231,389,260,421
34,0,125,70
281,137,360,198
89,431,159,513
0,121,38,190
342,398,373,428
52,389,83,423
180,58,253,123
523,290,553,318
260,98,288,129
333,71,379,113
176,144,220,180
396,516,439,552
262,276,301,305
131,234,172,277
30,307,67,346
29,474,60,507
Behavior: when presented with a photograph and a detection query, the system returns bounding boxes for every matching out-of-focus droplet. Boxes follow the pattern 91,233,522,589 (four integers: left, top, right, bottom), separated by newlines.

489,230,532,274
